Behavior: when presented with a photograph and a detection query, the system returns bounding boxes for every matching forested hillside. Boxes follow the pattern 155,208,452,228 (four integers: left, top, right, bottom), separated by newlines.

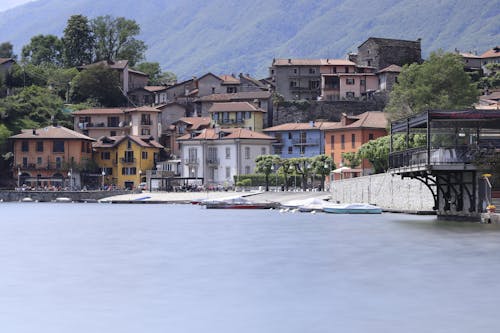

1,0,498,78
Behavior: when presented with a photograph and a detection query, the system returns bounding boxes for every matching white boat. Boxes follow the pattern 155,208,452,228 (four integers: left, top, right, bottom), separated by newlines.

55,197,72,203
323,203,382,214
296,198,330,212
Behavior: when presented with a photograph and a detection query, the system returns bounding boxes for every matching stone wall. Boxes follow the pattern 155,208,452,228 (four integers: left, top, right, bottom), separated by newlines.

272,98,387,126
0,190,131,202
330,173,435,212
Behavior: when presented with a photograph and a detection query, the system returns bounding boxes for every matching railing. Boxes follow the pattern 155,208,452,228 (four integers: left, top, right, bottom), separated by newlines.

184,158,199,165
219,119,245,125
20,163,65,170
147,170,176,178
141,120,152,125
120,157,136,164
389,146,480,169
292,138,320,145
206,158,220,165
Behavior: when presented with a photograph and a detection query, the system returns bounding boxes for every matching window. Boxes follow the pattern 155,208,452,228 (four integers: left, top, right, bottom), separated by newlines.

245,166,251,174
107,116,120,127
261,147,266,155
22,157,28,168
188,148,197,163
36,141,43,152
341,134,345,149
293,68,298,74
110,131,116,136
124,151,134,162
288,132,292,140
208,147,217,163
309,80,320,89
37,157,42,165
141,128,150,135
53,140,64,153
245,111,251,119
21,141,29,152
226,167,231,178
309,68,316,74
142,151,148,159
346,92,355,98
290,80,298,88
101,152,111,160
300,131,307,144
225,147,231,159
288,146,293,154
245,147,250,159
351,134,356,148
300,146,305,155
211,87,216,94
346,78,355,85
330,135,335,147
345,66,349,73
369,133,374,140
101,167,113,176
360,79,366,86
141,114,151,125
127,140,132,149
274,147,282,155
122,167,137,175
55,156,62,169
227,87,237,93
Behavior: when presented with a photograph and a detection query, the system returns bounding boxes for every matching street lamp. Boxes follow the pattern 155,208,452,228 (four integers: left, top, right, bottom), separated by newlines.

67,168,72,190
101,170,106,190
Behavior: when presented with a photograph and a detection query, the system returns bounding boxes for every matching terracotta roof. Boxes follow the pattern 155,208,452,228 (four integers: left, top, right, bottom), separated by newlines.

481,91,500,101
155,102,186,110
239,74,267,88
377,64,402,73
325,73,376,77
325,111,388,131
196,91,271,102
79,60,128,70
10,126,95,141
144,86,168,92
93,135,163,149
460,52,481,59
208,102,266,113
481,46,500,59
219,74,240,84
125,105,162,113
0,58,15,65
178,128,274,141
72,108,124,115
174,117,212,130
272,58,355,66
263,121,338,132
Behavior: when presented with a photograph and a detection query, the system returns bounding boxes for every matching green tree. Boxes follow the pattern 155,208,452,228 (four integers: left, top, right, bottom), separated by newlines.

341,152,361,168
62,15,94,67
290,157,313,191
385,51,479,121
277,158,293,191
478,63,500,90
6,63,48,88
0,42,16,58
311,154,334,191
255,154,280,191
21,34,63,66
158,71,177,85
91,15,146,66
70,65,125,106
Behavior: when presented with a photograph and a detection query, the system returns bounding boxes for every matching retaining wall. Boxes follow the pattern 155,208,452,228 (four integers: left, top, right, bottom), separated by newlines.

330,173,435,212
0,190,131,202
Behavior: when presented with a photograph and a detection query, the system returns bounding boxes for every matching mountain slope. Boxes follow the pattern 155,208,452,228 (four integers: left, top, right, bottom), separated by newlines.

0,0,498,78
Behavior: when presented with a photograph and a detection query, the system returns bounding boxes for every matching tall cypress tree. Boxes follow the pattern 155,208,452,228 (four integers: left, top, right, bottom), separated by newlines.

62,15,94,67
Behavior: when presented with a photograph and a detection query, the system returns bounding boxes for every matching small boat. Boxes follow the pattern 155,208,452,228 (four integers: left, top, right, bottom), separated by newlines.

323,203,382,214
21,197,34,202
203,197,279,209
55,197,72,203
297,198,329,213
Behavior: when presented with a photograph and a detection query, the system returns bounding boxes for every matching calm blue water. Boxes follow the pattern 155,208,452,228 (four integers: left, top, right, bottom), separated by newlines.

1,203,500,332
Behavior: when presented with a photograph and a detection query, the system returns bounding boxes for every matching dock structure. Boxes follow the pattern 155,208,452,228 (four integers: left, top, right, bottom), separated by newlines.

389,109,500,220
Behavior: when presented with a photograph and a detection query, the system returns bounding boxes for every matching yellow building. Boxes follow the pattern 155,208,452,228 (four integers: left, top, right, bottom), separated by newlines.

93,135,163,189
208,102,266,132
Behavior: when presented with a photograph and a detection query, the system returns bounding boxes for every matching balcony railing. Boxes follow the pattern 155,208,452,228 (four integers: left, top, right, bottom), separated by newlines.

389,146,480,169
120,157,136,164
206,157,220,166
292,138,320,146
141,120,152,125
218,119,245,125
184,158,199,165
19,163,65,170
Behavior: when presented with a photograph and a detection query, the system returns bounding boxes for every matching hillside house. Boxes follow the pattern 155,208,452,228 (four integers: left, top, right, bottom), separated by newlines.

209,102,266,132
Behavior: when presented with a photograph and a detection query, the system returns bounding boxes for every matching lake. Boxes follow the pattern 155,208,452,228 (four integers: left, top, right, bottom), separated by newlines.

1,203,500,332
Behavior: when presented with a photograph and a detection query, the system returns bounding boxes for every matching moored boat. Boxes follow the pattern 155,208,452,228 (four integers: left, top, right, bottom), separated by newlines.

203,197,279,209
323,203,382,214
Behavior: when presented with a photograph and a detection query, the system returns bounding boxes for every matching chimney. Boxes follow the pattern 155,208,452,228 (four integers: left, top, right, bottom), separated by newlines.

32,129,37,135
288,59,292,64
309,120,315,128
341,113,347,126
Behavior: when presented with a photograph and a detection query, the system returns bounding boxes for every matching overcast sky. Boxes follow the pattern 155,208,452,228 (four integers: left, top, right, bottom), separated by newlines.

0,0,35,12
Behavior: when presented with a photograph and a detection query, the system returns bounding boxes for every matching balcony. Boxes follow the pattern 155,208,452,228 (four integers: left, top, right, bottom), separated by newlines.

184,158,199,165
218,119,245,125
292,138,320,146
389,146,479,170
141,120,152,125
206,157,220,166
120,157,136,164
272,140,284,146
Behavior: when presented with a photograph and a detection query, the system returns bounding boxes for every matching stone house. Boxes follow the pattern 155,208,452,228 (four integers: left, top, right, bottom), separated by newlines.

377,65,402,92
355,37,422,70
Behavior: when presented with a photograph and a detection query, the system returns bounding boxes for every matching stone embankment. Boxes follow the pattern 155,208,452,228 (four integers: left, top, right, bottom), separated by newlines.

0,190,131,202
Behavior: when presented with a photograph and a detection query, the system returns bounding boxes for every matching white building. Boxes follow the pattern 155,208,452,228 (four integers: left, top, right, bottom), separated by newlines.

177,128,275,187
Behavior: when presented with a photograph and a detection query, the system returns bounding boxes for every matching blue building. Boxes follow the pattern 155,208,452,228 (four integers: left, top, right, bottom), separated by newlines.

263,121,337,158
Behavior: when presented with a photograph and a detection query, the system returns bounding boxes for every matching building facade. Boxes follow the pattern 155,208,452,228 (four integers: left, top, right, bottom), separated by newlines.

356,37,422,70
209,102,266,132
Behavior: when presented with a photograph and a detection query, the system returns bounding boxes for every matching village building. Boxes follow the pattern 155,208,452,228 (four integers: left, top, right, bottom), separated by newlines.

209,102,266,132
177,128,274,188
355,37,422,70
480,46,500,74
377,64,402,92
93,135,163,190
10,126,95,189
323,111,387,177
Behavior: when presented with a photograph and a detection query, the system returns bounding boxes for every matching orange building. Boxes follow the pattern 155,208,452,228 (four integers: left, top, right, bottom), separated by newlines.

323,111,387,177
10,126,95,188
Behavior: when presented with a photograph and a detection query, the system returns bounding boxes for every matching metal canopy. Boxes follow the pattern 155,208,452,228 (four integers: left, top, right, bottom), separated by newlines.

391,109,500,133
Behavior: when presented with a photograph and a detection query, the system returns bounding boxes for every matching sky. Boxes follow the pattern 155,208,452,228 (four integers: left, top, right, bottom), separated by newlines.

0,0,35,12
